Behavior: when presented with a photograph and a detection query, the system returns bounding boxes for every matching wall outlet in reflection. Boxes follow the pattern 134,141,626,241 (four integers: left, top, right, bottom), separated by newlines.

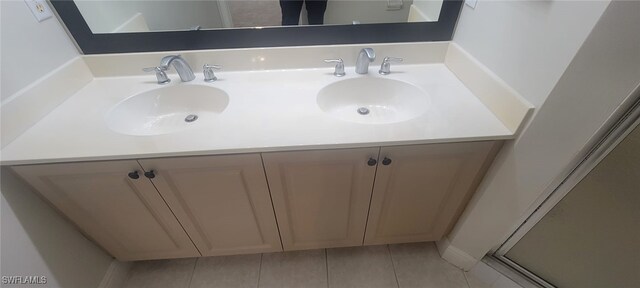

24,0,53,22
465,0,478,9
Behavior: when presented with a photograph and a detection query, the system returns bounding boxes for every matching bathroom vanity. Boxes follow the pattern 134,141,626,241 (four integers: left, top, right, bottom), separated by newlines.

1,42,532,261
12,141,500,261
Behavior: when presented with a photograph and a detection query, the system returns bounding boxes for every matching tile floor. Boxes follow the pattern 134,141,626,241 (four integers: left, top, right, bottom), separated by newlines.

121,242,521,288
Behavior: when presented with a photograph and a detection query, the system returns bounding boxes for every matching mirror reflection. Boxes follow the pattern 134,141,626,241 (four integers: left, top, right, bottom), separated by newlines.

74,0,443,33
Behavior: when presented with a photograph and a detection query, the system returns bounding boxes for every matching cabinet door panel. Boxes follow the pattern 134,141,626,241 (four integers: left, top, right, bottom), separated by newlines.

263,148,379,250
12,161,200,261
139,154,282,256
364,141,501,245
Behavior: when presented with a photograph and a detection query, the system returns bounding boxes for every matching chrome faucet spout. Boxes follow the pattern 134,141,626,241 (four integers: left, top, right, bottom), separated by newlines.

160,55,195,82
355,48,376,74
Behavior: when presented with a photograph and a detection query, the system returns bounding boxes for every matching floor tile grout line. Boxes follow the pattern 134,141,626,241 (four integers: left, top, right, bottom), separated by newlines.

127,242,478,288
256,253,264,288
387,245,401,288
186,257,198,288
325,249,330,288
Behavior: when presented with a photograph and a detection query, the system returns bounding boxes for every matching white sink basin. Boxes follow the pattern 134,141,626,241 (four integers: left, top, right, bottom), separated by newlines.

317,78,430,124
106,84,229,136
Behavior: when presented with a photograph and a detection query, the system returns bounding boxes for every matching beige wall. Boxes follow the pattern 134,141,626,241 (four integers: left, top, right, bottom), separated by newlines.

412,0,442,21
445,0,640,268
74,0,224,33
0,1,79,101
322,0,414,25
0,2,113,287
453,0,609,108
1,168,114,288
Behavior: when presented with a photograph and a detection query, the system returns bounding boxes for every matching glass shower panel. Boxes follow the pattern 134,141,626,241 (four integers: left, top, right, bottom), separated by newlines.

505,125,640,287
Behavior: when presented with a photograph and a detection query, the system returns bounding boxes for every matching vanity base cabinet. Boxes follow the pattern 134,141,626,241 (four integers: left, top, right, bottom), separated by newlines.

11,160,200,261
10,141,502,260
262,148,379,251
138,154,282,256
363,141,502,245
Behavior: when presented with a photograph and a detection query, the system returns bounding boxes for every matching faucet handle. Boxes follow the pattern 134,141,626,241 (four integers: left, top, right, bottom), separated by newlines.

324,58,345,77
143,66,170,84
379,57,403,75
203,64,222,82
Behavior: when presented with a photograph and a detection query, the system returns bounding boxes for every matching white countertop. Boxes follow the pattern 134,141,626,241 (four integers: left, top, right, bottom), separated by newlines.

0,63,513,165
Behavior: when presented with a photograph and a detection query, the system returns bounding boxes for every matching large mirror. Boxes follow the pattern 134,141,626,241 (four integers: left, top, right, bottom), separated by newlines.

73,0,444,33
51,0,462,54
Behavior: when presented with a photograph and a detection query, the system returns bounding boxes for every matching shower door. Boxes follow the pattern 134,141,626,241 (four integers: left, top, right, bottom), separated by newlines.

493,102,640,288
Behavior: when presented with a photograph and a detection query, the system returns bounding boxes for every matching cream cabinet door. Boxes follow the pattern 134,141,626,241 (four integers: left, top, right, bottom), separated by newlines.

364,141,502,245
11,160,200,261
262,148,379,250
138,154,282,256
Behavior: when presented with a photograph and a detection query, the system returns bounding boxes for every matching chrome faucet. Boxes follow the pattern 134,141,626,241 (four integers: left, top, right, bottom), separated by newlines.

355,48,375,74
143,66,171,84
160,55,195,82
379,57,403,75
203,64,222,82
324,58,346,77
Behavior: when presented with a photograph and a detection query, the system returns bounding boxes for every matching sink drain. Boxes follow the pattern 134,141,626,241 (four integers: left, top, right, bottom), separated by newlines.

185,114,198,122
357,107,370,115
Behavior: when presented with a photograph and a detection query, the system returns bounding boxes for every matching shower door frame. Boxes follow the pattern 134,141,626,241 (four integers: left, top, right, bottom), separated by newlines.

490,90,640,288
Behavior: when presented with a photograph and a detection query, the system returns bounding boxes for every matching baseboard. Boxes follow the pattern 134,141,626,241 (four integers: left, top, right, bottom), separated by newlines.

436,237,480,271
97,259,132,288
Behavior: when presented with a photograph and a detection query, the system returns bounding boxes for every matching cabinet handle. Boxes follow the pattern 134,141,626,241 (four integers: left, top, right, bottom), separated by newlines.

144,170,156,179
128,171,140,179
382,157,392,165
367,158,377,166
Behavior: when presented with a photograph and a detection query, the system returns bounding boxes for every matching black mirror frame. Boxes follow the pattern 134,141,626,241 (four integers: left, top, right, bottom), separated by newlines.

51,0,463,54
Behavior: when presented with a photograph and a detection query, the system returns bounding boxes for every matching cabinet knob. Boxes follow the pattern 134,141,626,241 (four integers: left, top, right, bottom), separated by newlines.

367,158,377,166
144,170,156,179
382,157,392,165
128,171,140,179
